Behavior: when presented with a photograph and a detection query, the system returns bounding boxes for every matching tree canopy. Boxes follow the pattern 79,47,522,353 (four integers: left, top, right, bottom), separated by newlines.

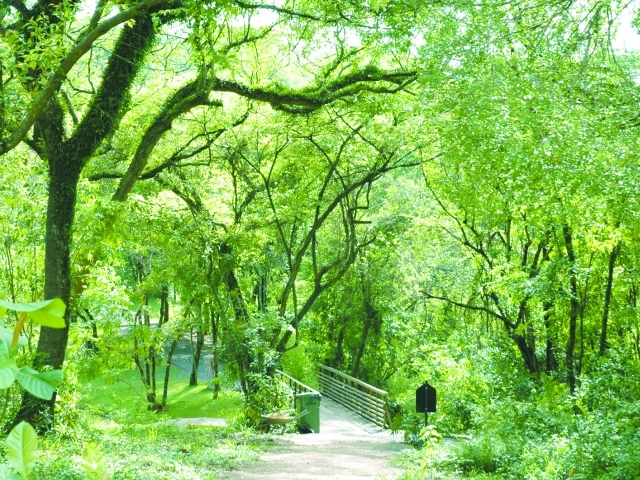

1,0,640,477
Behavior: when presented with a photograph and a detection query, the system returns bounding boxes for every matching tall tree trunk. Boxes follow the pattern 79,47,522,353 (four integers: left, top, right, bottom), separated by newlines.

189,326,205,386
543,302,558,372
132,293,161,410
210,309,221,399
12,145,82,429
162,338,179,408
600,242,621,355
511,301,540,374
219,242,251,394
254,271,267,313
563,225,580,393
13,13,156,428
351,320,371,379
351,273,380,378
329,321,347,369
159,285,169,327
541,242,558,373
510,333,539,374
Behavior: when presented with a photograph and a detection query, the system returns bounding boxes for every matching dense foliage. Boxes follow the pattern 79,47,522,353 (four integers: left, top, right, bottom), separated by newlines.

1,0,640,478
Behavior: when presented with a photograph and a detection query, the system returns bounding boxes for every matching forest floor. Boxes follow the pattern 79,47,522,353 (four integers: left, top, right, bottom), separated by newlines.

216,397,409,479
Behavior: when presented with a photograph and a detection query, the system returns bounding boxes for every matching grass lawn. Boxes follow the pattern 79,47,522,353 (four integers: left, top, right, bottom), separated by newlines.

27,368,259,480
78,367,243,422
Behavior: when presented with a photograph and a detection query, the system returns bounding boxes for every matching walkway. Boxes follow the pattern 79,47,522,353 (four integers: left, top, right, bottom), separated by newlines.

220,397,408,479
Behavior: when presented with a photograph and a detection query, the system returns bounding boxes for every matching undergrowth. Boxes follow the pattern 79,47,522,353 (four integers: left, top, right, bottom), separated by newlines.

394,346,640,480
25,369,260,480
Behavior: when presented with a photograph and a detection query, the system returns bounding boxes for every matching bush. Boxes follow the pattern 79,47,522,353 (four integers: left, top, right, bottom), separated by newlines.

399,341,640,480
243,373,293,426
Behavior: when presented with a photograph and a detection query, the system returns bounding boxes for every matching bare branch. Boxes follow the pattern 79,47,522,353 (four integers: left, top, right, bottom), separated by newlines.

87,0,107,32
222,23,278,54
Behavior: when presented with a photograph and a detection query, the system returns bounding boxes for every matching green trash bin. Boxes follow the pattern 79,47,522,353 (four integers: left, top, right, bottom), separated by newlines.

295,392,321,433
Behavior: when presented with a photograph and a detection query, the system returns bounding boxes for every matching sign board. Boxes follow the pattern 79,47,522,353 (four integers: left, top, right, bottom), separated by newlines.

416,382,436,413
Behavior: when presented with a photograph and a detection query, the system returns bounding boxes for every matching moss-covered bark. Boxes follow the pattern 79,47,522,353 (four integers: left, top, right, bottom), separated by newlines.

13,13,157,429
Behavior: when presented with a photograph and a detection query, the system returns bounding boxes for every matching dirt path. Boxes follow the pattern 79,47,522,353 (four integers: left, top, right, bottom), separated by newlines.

219,397,409,479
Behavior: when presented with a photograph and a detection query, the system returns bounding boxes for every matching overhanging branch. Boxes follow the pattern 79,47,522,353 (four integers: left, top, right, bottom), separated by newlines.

232,0,323,21
422,291,516,329
210,67,416,112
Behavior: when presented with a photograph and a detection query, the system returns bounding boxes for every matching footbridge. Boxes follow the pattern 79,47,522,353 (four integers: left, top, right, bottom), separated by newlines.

275,365,394,434
230,368,406,479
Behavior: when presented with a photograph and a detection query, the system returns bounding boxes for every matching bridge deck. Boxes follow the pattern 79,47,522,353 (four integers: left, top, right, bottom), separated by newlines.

319,396,399,441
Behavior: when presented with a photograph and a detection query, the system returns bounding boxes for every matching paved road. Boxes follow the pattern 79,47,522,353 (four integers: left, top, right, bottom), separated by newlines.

221,396,408,479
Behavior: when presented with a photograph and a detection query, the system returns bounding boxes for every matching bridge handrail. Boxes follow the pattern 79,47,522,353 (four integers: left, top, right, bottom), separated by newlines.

319,365,388,395
318,364,392,428
275,369,320,408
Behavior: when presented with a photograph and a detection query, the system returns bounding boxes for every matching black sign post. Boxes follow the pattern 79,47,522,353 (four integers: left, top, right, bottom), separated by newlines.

416,382,436,426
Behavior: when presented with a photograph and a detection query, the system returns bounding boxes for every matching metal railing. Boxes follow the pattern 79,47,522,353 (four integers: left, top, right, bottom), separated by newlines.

318,364,392,428
275,369,320,408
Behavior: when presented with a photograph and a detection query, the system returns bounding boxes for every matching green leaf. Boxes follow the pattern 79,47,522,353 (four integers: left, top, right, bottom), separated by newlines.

0,299,65,328
0,328,26,354
0,463,20,480
16,367,62,400
0,337,10,358
6,422,37,479
0,359,18,389
34,369,63,386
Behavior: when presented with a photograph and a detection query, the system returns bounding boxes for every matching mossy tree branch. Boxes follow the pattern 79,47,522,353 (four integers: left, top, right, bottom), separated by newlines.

65,14,157,165
12,10,159,430
0,0,176,154
209,68,416,113
89,63,415,198
111,79,223,201
88,111,250,184
231,0,324,22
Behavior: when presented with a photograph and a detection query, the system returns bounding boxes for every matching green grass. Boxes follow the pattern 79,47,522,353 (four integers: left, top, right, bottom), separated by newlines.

34,422,264,480
78,367,243,422
166,383,241,419
24,368,263,479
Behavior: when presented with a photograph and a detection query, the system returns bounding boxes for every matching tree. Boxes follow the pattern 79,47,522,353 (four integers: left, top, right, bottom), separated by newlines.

1,0,425,424
414,0,640,390
140,97,425,395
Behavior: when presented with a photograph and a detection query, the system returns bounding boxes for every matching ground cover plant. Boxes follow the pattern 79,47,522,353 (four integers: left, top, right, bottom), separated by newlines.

29,370,262,480
392,342,640,480
77,369,243,423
